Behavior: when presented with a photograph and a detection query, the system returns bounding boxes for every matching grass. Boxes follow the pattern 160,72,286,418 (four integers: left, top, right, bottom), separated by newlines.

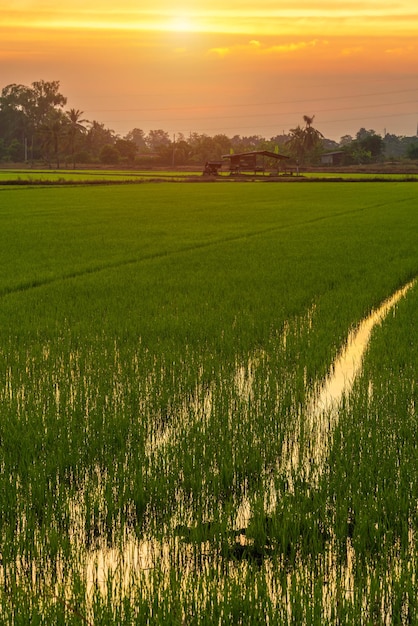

0,181,417,623
1,166,418,186
0,168,202,186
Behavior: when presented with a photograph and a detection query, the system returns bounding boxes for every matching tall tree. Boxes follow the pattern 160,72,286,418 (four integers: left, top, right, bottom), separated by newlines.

287,115,324,165
30,80,67,126
146,129,171,153
302,115,324,153
0,84,36,159
1,81,67,163
65,108,87,168
85,121,116,159
341,128,385,164
38,110,67,168
124,128,147,152
286,124,306,164
357,129,384,160
27,81,67,162
406,142,418,160
114,138,137,165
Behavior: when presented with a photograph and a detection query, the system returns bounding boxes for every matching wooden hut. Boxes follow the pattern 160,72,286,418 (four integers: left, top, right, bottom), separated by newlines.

222,150,290,175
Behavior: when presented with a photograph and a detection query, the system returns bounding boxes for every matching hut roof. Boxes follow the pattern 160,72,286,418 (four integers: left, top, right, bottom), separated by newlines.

222,150,289,161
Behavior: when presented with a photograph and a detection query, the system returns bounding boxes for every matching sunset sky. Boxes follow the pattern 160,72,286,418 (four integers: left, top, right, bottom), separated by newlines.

2,0,418,141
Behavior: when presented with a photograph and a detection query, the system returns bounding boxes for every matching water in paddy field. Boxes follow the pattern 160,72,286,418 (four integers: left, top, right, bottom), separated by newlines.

80,279,417,597
283,278,417,489
1,278,416,622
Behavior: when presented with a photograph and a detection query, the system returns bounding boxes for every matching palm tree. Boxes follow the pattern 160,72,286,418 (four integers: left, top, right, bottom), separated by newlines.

287,115,324,165
302,115,323,153
65,108,87,168
286,124,306,165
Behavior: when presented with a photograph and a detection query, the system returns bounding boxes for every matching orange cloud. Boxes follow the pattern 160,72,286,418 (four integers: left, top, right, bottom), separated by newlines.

262,40,328,54
385,44,415,56
208,38,329,57
340,46,364,56
208,47,231,57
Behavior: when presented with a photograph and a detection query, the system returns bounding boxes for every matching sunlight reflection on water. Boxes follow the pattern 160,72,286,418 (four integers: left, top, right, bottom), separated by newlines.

284,278,417,488
2,280,416,622
83,279,416,596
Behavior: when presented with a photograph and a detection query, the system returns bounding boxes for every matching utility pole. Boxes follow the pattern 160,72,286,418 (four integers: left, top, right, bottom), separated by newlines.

172,133,176,168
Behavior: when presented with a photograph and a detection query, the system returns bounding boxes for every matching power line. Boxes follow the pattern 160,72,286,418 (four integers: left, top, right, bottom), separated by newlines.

98,99,417,126
104,109,417,137
84,87,418,115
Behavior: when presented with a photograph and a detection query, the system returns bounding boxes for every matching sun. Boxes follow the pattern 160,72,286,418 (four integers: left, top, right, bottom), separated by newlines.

169,15,195,32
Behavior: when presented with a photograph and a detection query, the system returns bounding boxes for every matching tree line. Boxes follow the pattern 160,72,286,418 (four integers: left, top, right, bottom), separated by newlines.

1,80,417,168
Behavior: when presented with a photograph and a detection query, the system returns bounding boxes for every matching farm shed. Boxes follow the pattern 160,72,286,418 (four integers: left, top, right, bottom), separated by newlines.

222,150,290,175
320,151,345,166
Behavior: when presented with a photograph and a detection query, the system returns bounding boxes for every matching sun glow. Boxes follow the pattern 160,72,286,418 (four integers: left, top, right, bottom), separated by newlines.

169,15,195,32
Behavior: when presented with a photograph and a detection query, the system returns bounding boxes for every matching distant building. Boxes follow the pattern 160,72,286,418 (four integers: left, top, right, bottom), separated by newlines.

320,151,345,166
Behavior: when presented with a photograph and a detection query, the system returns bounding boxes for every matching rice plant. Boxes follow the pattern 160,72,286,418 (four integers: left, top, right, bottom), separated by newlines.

0,181,417,623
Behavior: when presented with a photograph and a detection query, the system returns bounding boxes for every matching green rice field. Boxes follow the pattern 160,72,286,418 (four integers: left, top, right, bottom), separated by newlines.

0,168,199,185
0,167,417,185
0,180,417,623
